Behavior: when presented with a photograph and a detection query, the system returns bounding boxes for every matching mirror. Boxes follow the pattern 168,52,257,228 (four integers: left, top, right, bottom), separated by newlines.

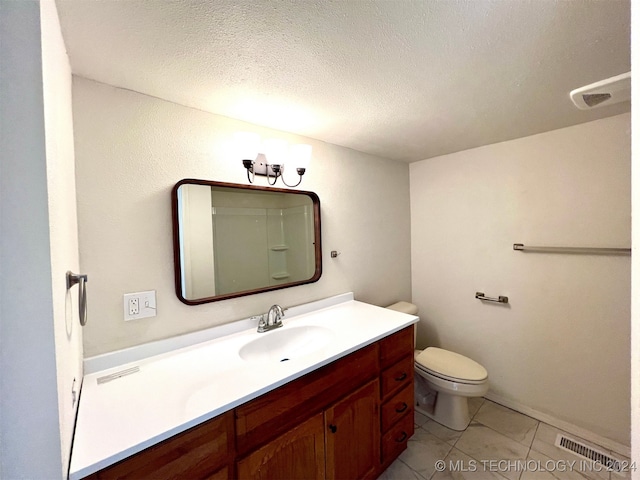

172,179,322,304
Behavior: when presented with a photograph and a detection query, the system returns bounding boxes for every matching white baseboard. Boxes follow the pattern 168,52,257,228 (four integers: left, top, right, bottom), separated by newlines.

484,392,631,459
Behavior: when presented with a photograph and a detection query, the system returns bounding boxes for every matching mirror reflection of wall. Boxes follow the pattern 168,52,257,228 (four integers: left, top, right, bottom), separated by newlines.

174,181,321,304
178,183,216,299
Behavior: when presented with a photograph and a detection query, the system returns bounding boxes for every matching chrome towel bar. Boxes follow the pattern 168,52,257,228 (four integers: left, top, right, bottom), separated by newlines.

475,292,509,304
513,243,630,255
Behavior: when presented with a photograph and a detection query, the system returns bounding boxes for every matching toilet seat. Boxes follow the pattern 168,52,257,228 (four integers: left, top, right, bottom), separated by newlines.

414,347,488,385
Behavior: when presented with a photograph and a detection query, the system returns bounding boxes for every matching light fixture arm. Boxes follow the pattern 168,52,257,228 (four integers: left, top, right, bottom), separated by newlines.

280,167,306,188
242,159,255,183
267,164,281,185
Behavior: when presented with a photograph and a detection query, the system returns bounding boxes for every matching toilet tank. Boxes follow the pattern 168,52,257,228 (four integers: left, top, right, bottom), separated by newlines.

386,301,418,316
385,301,419,348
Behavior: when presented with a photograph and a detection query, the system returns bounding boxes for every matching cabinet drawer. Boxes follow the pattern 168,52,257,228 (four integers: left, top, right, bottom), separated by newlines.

381,411,414,467
379,326,414,369
380,355,413,400
380,383,413,432
89,411,234,479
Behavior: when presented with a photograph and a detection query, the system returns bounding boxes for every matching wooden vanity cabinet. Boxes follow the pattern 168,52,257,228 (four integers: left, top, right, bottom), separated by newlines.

237,326,414,479
234,344,379,457
84,410,235,480
82,325,415,480
236,377,381,480
235,344,380,480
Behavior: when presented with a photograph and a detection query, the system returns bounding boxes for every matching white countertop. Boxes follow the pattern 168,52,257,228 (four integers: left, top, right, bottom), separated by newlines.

69,294,418,479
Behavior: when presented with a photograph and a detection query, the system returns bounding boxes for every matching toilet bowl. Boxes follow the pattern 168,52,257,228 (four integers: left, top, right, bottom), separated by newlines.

414,347,488,430
386,302,489,431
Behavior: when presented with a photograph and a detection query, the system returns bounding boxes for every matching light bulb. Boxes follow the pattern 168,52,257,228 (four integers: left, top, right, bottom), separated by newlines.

289,144,312,170
234,132,261,161
262,138,288,165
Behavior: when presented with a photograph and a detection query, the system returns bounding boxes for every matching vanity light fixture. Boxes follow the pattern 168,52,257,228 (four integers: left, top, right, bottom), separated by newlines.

236,132,312,187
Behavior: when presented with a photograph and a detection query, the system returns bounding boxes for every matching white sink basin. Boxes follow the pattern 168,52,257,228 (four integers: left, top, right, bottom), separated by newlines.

239,325,336,363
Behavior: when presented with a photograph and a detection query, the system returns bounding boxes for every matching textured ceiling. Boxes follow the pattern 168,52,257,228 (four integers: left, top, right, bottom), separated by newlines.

55,0,630,162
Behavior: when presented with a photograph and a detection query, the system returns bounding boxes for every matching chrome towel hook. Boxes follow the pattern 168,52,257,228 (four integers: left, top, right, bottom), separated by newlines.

66,271,88,326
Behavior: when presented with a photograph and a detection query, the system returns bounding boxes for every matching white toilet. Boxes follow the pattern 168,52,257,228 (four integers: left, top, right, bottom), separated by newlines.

387,302,489,431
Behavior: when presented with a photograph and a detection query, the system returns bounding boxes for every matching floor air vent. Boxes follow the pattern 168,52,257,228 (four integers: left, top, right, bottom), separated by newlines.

554,434,622,474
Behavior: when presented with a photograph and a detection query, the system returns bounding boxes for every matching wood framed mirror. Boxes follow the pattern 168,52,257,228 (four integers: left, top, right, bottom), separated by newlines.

172,179,322,305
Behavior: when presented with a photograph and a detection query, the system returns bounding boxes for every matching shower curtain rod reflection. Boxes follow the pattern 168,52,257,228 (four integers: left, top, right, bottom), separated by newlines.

513,243,631,255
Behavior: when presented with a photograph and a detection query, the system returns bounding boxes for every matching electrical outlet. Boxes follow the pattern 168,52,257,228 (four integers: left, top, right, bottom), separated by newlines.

129,297,139,315
124,291,157,321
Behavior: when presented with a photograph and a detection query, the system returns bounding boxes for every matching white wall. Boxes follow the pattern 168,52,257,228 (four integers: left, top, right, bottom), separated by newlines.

41,0,83,474
0,1,81,478
72,77,412,357
631,1,639,473
411,114,630,448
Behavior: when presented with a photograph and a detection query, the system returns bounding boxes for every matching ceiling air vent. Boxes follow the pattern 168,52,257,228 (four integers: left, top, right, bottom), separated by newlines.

569,72,630,110
554,434,622,474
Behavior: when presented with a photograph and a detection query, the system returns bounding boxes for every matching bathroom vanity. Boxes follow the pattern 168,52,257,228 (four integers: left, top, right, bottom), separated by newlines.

70,294,418,479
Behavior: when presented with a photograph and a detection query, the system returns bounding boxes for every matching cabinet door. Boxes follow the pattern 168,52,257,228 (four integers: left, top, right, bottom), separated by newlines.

236,413,325,480
325,379,380,480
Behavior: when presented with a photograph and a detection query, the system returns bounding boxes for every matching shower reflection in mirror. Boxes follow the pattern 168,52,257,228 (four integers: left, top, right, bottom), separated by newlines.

173,180,322,304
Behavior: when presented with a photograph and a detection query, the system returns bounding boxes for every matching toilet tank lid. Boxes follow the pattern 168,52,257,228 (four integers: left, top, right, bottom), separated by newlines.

386,301,418,315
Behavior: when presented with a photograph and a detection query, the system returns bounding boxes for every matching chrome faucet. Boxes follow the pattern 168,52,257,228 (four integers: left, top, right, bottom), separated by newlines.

256,304,285,333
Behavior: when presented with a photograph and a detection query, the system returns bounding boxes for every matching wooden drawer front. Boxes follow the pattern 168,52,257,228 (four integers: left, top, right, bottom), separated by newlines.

91,411,234,480
235,343,379,455
380,355,413,400
381,411,414,467
379,326,414,369
380,383,413,432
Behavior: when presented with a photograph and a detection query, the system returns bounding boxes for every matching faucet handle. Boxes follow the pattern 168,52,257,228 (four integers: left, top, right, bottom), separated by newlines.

257,307,284,332
253,315,268,333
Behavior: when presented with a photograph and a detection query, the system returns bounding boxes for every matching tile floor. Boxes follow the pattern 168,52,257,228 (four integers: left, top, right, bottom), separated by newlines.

378,398,631,480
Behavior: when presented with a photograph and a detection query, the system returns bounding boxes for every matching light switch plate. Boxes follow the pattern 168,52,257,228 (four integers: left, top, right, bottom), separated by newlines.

124,291,157,321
